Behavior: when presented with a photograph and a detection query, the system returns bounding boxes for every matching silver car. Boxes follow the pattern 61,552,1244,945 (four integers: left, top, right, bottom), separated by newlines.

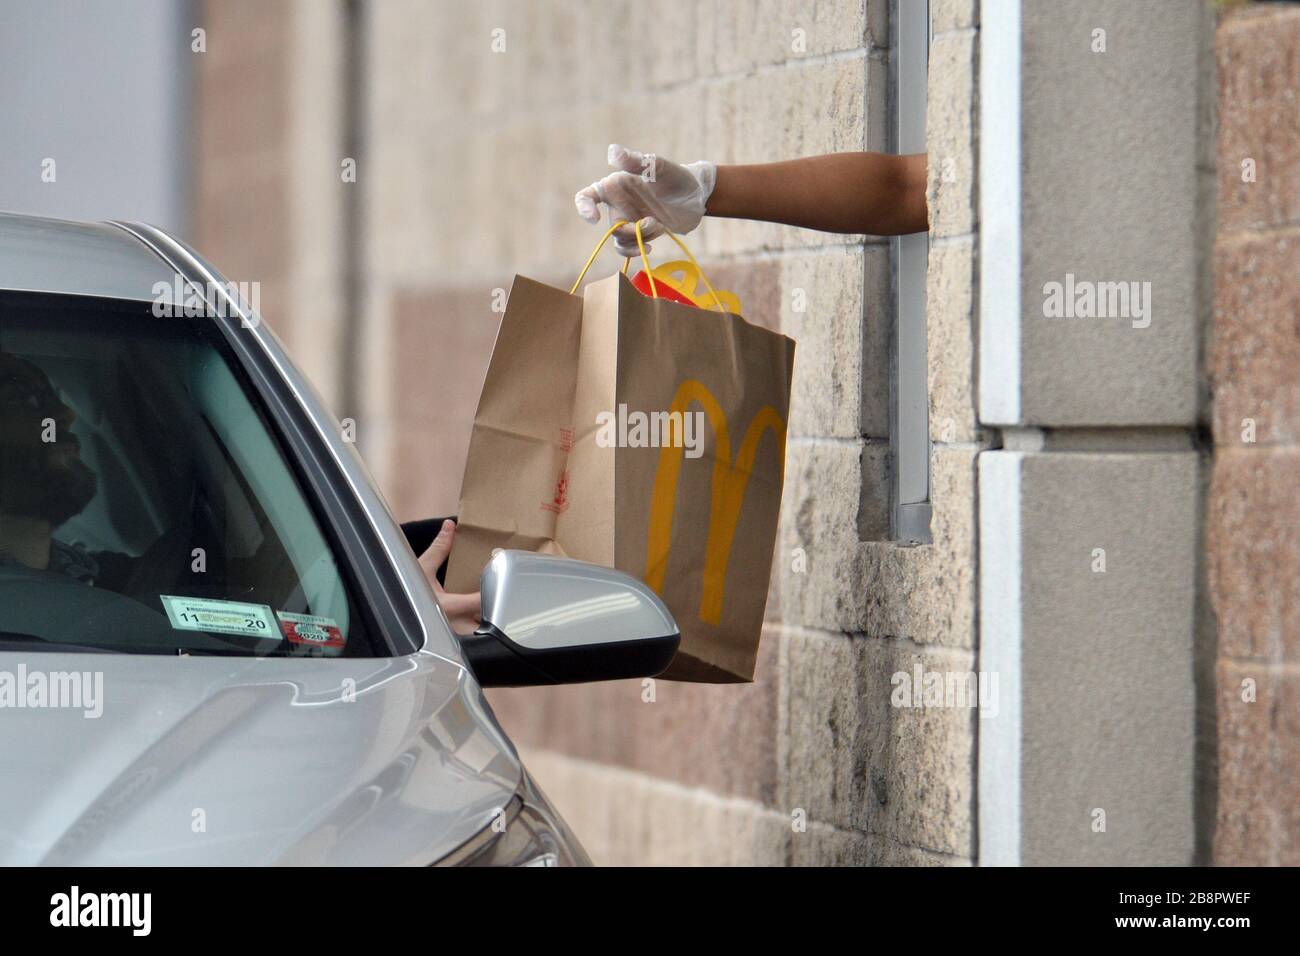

0,211,680,866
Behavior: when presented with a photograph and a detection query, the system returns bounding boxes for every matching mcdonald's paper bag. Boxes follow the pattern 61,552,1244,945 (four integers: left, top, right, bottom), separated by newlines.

448,271,794,683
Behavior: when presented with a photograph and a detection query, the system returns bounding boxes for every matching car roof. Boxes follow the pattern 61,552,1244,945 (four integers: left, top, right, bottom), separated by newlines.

0,209,470,670
0,210,179,302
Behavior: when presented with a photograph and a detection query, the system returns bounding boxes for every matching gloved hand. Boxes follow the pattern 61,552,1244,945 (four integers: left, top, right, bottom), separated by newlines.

575,144,716,257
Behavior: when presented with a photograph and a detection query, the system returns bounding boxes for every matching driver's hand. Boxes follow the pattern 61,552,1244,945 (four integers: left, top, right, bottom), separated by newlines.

418,519,482,634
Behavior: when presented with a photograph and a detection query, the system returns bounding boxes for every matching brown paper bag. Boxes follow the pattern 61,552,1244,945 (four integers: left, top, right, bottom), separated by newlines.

449,265,794,683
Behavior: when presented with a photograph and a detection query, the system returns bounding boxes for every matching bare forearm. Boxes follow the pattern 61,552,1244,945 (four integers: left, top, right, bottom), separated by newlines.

707,153,929,236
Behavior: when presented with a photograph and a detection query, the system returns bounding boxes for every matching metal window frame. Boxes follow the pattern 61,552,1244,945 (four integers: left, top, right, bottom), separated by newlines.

108,221,432,660
890,0,933,544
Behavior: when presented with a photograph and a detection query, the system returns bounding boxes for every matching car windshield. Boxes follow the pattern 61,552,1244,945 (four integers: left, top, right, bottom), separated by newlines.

0,291,387,657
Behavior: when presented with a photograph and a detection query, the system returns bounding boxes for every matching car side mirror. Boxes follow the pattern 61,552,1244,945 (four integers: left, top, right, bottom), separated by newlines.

459,550,680,687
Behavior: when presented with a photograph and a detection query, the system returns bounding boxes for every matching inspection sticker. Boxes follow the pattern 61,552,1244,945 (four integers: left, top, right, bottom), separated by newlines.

160,595,279,639
276,611,345,649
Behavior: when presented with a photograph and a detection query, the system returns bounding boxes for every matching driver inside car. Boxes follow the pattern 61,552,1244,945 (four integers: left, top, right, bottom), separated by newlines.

0,350,102,584
0,349,481,632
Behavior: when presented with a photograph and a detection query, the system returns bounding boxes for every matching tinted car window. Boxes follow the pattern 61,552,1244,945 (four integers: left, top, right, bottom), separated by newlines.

0,291,387,657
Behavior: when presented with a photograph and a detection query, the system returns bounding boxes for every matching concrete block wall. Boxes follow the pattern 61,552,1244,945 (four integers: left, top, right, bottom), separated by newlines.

976,0,1212,865
1207,1,1300,866
192,0,347,402
190,0,1287,869
191,0,980,867
192,0,292,349
356,0,978,866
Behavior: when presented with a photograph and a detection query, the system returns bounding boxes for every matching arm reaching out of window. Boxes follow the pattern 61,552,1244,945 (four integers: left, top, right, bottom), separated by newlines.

709,152,929,236
575,144,928,255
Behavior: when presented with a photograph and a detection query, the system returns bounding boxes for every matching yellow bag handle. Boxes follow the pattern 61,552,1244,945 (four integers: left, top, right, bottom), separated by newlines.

571,219,651,294
570,219,736,314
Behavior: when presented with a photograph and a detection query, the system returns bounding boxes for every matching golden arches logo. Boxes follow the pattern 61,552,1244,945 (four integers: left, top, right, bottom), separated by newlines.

645,379,786,625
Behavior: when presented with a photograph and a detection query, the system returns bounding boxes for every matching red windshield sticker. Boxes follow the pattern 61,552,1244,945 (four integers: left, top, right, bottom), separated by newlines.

276,611,346,649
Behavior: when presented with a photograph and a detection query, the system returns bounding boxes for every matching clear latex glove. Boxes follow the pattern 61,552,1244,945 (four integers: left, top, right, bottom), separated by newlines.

574,144,716,258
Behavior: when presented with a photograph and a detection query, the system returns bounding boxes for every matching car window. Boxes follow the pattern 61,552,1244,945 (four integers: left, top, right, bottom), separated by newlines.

0,290,388,657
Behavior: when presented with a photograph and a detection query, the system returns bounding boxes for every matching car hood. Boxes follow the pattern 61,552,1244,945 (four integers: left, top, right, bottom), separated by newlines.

0,650,520,865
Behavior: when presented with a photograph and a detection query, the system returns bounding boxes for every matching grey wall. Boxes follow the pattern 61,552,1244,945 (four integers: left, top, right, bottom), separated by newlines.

977,0,1211,865
0,0,191,233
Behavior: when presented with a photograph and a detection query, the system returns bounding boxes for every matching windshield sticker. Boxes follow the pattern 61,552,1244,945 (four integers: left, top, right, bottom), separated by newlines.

276,611,346,650
160,595,280,639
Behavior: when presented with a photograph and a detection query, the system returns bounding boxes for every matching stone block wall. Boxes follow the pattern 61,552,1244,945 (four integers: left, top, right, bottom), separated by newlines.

191,0,983,865
1207,1,1300,867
